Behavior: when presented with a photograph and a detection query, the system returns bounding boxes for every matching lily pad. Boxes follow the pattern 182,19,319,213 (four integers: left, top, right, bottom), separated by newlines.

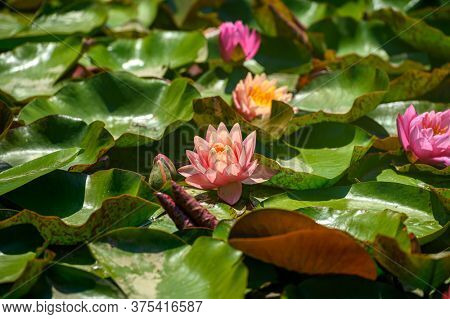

0,252,36,284
326,53,428,76
252,0,309,44
89,228,248,298
374,235,450,292
19,72,200,146
309,16,416,60
370,8,450,60
18,2,107,37
106,0,162,32
88,30,207,77
251,35,312,74
0,169,159,244
0,148,80,196
262,181,449,242
0,13,24,40
0,115,114,172
2,250,54,298
289,64,389,129
256,122,374,190
395,163,450,176
27,264,125,299
383,67,450,102
299,207,411,250
0,38,82,102
229,209,377,280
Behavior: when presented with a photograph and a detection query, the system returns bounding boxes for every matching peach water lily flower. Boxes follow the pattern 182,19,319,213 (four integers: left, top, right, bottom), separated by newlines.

233,73,293,121
219,21,261,62
397,104,450,167
178,123,276,205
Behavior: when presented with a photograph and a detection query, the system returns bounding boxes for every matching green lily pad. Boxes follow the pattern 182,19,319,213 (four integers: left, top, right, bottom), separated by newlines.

370,8,450,61
327,53,428,76
89,228,248,298
289,65,388,130
3,1,107,44
256,122,374,190
19,72,200,146
284,0,329,27
0,115,114,172
367,100,449,136
27,264,125,299
299,207,411,250
395,163,450,176
251,35,312,74
252,0,310,44
0,13,24,40
0,169,159,245
262,181,449,242
0,148,80,196
374,235,450,292
309,16,416,60
2,250,54,298
106,0,162,32
383,67,449,102
0,38,82,102
0,252,36,284
88,30,207,77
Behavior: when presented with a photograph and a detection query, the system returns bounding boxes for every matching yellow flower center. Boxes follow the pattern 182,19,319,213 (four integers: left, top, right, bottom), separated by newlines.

422,116,448,135
213,143,226,153
230,45,246,62
433,125,448,135
249,84,276,108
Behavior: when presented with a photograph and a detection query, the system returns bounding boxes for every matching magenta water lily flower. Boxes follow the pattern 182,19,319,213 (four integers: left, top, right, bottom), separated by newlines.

397,104,450,167
233,72,292,121
178,123,275,205
219,21,261,62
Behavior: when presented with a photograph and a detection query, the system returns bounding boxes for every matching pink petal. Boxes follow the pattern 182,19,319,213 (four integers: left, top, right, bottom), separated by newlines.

396,115,410,150
230,123,242,146
217,182,242,205
206,124,217,143
178,165,198,177
185,174,216,190
242,131,256,165
217,122,231,145
403,104,418,124
242,164,277,184
186,150,206,173
205,169,217,184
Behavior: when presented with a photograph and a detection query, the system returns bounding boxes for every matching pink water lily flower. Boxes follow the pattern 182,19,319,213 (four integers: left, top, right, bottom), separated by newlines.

397,104,450,167
233,72,293,121
178,123,275,205
219,21,261,62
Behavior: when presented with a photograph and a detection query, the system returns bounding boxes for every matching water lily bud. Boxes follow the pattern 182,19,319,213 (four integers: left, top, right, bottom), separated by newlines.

155,192,195,230
171,181,218,229
219,21,261,63
149,154,177,190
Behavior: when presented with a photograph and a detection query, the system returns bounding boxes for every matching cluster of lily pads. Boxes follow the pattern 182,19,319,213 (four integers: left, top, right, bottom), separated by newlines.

0,0,449,299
